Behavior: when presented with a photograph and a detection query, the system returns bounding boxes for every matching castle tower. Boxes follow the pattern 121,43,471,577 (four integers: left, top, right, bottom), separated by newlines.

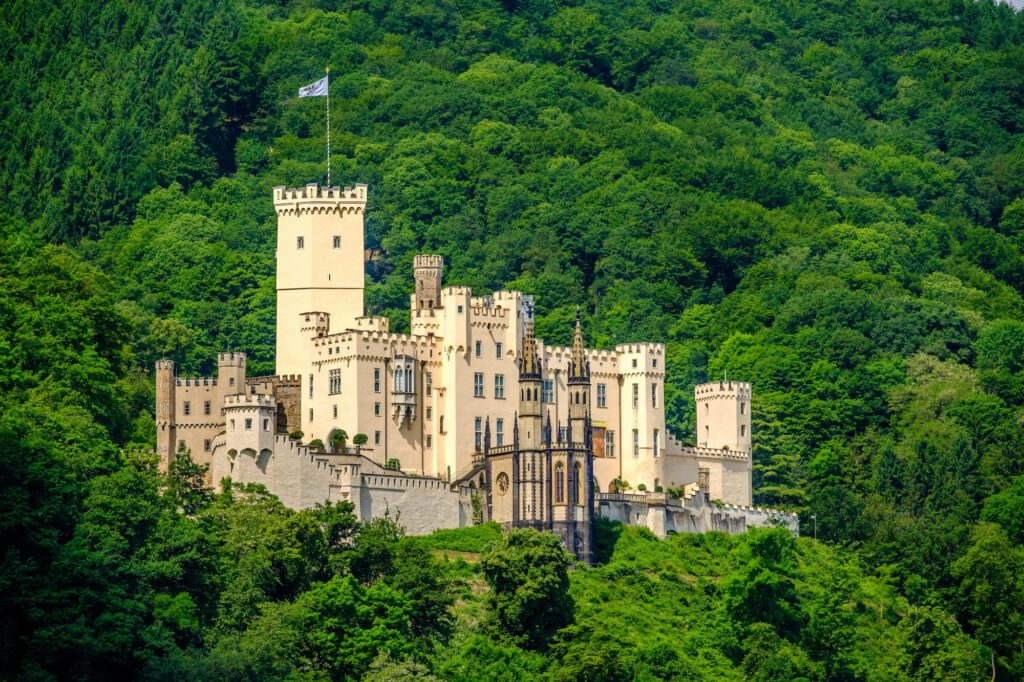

694,380,753,505
413,255,443,310
518,305,543,450
274,183,367,376
155,359,176,469
567,308,591,445
218,352,247,394
694,380,751,452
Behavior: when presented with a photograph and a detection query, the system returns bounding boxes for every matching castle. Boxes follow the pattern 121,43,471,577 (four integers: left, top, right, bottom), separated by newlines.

156,183,796,562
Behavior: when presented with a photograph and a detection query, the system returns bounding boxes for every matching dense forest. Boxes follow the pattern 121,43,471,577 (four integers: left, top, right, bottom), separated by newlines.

1,0,1024,678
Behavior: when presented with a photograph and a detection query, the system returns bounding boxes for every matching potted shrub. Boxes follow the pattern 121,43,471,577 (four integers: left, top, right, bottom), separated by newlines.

353,433,368,454
330,429,348,453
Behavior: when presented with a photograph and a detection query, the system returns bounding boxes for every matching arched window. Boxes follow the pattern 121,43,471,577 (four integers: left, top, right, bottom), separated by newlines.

555,462,565,503
574,462,582,504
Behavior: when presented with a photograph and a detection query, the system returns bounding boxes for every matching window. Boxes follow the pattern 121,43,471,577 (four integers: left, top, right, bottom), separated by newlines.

308,408,313,422
575,462,582,504
474,373,484,397
475,340,482,357
632,383,639,408
333,405,337,419
496,418,504,446
183,401,191,416
309,374,314,399
426,406,432,420
426,372,432,396
633,429,639,457
542,380,554,404
263,419,269,431
426,435,432,448
374,431,381,445
559,426,568,442
245,418,253,431
653,358,658,368
606,430,615,458
632,358,638,368
555,462,565,503
204,400,211,416
741,424,747,437
596,383,606,408
297,236,304,249
652,383,658,408
178,440,185,452
333,235,341,249
374,402,381,417
474,417,483,452
496,342,503,358
653,429,659,457
457,305,464,314
374,368,381,393
329,369,341,394
494,374,505,399
229,377,235,387
740,401,746,415
204,439,211,452
230,420,235,430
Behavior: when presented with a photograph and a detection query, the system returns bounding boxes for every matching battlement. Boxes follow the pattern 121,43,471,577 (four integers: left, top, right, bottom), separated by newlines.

615,342,665,356
490,290,522,303
218,352,246,367
273,183,367,204
246,374,302,386
156,359,175,372
469,305,508,319
175,376,217,387
413,254,443,269
682,444,751,460
544,344,618,365
695,381,752,399
353,316,389,332
223,393,277,408
441,286,472,298
300,311,330,337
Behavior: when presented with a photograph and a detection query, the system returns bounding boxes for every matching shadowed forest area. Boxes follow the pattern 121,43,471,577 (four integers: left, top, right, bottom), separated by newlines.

1,0,1023,678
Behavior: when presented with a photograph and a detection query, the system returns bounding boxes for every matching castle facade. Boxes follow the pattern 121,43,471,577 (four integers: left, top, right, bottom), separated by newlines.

156,183,795,561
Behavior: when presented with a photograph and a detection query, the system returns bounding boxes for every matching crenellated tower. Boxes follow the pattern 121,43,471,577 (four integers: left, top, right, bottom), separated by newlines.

413,255,444,310
274,183,366,376
155,359,176,468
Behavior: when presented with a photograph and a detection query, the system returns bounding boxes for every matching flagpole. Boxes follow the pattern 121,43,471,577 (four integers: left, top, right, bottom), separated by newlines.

325,66,331,187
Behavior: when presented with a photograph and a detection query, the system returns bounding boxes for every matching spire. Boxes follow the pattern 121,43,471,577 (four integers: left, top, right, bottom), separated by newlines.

519,300,541,382
568,306,590,384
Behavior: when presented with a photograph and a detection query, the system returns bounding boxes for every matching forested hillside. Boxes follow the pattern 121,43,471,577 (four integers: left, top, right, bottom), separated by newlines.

1,0,1023,679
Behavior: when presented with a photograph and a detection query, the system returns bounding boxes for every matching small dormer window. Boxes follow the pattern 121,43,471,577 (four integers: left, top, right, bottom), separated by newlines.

297,236,305,249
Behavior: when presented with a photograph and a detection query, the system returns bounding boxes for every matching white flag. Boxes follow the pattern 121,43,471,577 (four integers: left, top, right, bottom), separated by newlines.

298,75,329,97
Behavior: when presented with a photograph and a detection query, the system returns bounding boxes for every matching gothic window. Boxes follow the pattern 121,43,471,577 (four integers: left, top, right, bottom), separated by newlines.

574,462,582,504
297,236,304,250
652,383,657,408
394,367,403,392
474,417,483,452
496,418,504,446
474,373,484,398
374,368,381,393
329,369,341,394
496,472,509,495
606,430,615,458
496,342,503,358
183,401,191,416
633,429,639,457
597,383,606,408
542,380,553,404
494,374,504,399
653,429,659,457
333,235,341,249
632,383,639,408
204,400,211,415
555,462,565,503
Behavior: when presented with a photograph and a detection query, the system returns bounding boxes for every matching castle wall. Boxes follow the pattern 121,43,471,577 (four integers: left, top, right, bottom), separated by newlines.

597,492,796,538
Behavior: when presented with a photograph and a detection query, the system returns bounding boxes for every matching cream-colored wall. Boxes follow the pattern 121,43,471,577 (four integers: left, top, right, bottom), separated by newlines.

275,184,366,376
489,455,514,523
695,381,752,452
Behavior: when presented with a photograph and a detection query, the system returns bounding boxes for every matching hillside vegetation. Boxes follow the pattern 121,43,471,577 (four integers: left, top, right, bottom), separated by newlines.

1,0,1023,679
